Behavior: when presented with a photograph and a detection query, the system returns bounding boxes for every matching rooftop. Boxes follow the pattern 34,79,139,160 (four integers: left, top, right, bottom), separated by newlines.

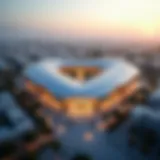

24,58,140,98
0,92,34,142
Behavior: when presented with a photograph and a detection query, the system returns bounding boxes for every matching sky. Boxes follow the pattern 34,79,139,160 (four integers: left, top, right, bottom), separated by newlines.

1,0,160,43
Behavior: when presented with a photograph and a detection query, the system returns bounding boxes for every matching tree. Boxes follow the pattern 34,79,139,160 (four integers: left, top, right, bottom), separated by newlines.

40,124,52,135
19,152,38,160
50,140,62,153
22,130,38,143
140,129,157,154
72,154,92,160
128,126,137,147
21,131,39,160
0,141,17,159
49,139,62,160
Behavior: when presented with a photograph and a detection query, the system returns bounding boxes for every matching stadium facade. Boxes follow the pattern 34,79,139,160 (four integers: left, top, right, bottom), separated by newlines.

23,58,143,119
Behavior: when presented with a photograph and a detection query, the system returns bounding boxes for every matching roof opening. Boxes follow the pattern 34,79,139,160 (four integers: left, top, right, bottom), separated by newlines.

59,66,102,82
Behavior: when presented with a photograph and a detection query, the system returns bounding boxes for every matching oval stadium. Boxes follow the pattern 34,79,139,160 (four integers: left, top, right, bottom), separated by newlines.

0,57,160,160
24,58,142,119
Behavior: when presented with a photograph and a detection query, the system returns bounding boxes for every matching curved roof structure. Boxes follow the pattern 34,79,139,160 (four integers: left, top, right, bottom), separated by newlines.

24,58,140,98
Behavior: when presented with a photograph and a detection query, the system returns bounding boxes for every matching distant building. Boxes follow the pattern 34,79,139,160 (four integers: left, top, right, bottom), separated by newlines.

130,105,160,145
0,60,9,88
23,58,144,119
148,87,160,109
0,92,34,143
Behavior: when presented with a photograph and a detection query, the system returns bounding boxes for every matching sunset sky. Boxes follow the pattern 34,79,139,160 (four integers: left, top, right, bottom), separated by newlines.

1,0,160,42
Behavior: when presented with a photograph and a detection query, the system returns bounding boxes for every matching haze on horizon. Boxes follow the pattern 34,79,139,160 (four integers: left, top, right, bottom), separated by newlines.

1,0,160,44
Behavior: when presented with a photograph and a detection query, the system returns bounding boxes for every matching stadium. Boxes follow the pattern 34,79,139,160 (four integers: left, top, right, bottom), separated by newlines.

23,58,143,119
1,0,160,159
0,57,160,160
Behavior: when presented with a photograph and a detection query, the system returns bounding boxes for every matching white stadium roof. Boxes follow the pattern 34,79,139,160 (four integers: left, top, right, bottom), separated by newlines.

24,58,140,98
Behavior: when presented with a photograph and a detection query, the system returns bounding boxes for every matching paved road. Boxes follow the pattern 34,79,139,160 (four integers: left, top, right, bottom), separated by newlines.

39,108,159,160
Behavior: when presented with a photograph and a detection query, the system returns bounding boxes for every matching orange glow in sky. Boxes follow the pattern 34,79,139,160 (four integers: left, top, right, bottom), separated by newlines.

3,0,160,41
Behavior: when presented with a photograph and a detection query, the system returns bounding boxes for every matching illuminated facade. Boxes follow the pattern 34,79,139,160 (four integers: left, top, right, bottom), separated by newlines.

23,58,142,119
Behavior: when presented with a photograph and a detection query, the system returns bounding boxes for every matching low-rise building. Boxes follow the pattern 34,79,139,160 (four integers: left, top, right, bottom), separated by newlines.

0,92,35,143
